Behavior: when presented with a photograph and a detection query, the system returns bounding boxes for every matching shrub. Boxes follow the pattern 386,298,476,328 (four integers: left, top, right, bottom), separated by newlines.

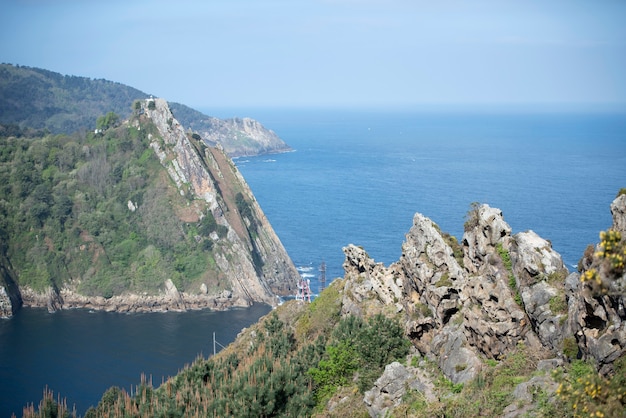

549,294,567,314
562,336,579,360
463,202,481,232
555,358,626,417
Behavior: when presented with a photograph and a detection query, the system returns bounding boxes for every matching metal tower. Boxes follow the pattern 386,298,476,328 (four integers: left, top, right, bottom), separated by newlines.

319,261,326,292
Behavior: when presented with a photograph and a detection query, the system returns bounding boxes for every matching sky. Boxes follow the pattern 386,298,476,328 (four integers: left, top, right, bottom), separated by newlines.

1,0,626,109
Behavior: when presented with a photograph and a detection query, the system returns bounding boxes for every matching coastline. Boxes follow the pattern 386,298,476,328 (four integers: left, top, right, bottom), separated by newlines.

18,285,255,314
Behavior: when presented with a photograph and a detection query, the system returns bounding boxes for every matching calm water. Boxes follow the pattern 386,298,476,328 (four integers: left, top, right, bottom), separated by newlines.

231,109,626,290
2,108,625,417
0,304,271,417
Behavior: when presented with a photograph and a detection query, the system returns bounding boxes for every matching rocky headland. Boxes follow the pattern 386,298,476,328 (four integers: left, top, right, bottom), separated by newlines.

0,64,292,158
0,98,298,317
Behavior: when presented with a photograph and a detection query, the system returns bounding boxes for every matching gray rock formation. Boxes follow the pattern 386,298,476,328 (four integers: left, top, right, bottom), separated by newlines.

338,196,626,413
363,361,436,418
567,194,626,375
168,102,292,158
510,230,569,351
144,98,298,304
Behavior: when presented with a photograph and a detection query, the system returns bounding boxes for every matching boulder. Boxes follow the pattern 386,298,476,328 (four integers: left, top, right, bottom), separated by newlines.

363,361,435,418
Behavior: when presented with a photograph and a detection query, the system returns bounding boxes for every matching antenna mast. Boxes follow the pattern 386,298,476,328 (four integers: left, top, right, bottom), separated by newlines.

319,261,326,292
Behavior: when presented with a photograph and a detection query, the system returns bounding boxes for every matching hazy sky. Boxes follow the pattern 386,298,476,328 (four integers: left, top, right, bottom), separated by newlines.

2,0,625,109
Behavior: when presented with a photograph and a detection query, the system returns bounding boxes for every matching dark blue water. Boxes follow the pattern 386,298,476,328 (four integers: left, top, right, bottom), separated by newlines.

232,109,626,289
0,304,271,417
2,109,625,417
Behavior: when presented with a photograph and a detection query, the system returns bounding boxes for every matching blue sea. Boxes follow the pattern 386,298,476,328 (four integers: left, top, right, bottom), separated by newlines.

1,108,625,417
232,108,626,291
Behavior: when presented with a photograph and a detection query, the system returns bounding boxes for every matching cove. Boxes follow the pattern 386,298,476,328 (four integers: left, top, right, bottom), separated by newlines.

0,304,271,417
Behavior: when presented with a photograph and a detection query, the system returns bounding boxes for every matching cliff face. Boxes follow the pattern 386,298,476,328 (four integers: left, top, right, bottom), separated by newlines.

8,98,298,313
168,102,291,157
142,98,298,303
0,245,22,318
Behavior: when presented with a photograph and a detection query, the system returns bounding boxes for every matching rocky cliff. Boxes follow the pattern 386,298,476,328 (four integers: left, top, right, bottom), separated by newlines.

1,98,299,316
0,245,22,318
340,195,625,416
141,98,298,303
168,102,291,157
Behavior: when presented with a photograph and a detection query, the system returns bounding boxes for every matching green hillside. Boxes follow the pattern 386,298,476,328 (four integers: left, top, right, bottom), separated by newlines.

0,64,149,133
0,64,292,157
0,107,227,298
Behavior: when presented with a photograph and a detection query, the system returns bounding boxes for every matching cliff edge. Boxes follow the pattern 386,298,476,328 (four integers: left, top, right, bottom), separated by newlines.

1,98,298,315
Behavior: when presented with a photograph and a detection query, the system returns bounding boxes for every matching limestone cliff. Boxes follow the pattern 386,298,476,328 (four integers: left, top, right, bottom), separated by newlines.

168,102,292,157
141,98,298,303
338,196,625,416
15,98,298,313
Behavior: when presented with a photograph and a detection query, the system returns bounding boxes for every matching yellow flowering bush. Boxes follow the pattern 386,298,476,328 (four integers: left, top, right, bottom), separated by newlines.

595,229,625,272
581,228,626,295
555,358,626,418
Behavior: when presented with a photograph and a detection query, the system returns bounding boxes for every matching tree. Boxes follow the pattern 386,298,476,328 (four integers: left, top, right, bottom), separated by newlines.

95,112,120,131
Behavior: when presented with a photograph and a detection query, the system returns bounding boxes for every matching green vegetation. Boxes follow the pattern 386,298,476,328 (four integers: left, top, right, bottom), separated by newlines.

0,109,224,296
77,311,325,417
554,358,626,417
22,277,626,418
496,242,523,306
0,63,149,134
463,201,481,232
310,313,410,398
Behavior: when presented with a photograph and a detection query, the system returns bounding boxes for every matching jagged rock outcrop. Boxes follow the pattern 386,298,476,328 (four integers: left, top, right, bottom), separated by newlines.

510,230,569,351
567,193,626,375
339,195,626,414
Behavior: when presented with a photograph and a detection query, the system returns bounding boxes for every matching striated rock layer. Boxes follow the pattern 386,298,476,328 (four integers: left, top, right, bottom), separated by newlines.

17,98,299,314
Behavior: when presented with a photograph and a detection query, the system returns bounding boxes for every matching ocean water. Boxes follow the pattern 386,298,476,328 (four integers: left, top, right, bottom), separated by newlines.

1,108,625,416
232,108,626,291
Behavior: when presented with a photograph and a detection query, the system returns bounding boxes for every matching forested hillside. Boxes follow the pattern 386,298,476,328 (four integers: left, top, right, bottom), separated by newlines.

0,64,292,157
0,108,219,298
0,98,297,309
0,64,148,133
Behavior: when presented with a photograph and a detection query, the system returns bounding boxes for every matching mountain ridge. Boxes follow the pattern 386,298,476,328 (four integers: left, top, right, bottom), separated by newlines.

0,63,291,157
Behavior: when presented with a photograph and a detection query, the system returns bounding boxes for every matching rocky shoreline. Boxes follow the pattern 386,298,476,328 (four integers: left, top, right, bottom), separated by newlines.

18,279,259,314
